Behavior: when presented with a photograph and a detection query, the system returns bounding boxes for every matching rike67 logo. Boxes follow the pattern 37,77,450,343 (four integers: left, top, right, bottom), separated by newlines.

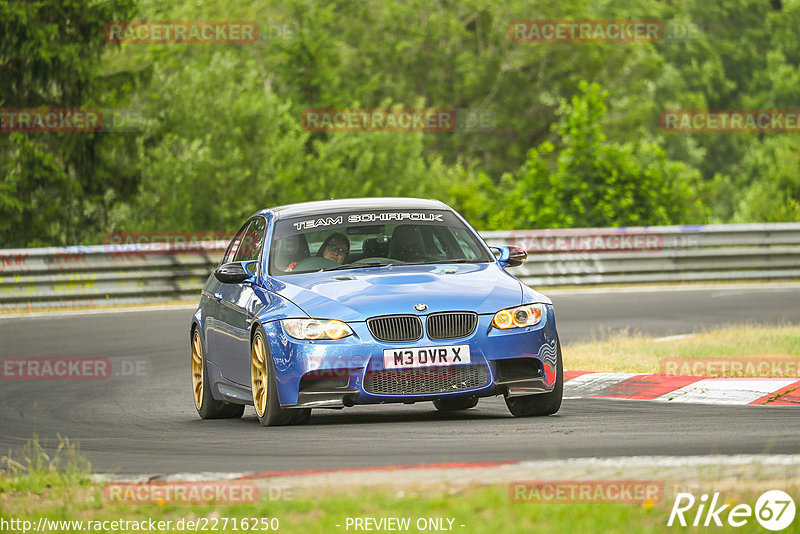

668,490,796,531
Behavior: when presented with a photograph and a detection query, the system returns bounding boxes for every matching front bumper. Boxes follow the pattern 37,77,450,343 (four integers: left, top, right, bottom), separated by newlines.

262,305,559,407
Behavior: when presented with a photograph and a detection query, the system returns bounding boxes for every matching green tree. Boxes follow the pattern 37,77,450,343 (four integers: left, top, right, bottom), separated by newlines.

495,82,705,229
732,136,800,222
0,0,138,247
109,51,309,233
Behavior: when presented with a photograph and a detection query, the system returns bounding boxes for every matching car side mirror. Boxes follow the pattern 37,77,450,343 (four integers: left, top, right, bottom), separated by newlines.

214,260,259,284
491,245,527,268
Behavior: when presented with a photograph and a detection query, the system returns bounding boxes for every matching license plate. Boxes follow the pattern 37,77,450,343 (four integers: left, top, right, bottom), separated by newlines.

383,344,470,369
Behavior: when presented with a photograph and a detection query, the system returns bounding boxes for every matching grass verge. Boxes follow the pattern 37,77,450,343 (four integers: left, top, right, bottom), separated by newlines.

4,473,796,533
3,440,798,533
563,324,800,376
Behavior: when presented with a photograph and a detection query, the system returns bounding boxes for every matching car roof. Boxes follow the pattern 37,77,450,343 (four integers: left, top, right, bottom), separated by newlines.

257,197,450,220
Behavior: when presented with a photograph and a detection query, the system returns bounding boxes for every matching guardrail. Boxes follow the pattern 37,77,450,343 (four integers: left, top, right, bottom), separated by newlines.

1,223,799,311
0,241,227,311
481,222,800,286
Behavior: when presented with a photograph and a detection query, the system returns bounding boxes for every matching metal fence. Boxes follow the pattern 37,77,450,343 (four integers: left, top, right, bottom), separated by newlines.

0,241,227,311
2,223,799,311
481,222,800,286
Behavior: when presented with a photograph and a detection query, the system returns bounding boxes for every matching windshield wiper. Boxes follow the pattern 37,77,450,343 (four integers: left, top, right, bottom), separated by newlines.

326,261,396,271
414,259,479,265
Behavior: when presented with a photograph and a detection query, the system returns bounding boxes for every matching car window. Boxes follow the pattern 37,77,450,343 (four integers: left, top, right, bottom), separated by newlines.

234,217,266,262
221,222,249,264
429,231,447,256
451,227,485,258
269,209,492,275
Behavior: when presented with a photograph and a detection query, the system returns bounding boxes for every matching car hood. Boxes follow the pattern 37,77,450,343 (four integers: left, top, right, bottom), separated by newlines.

267,263,550,322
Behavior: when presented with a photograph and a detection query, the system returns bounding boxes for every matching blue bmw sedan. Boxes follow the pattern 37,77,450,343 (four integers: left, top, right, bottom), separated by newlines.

190,198,562,426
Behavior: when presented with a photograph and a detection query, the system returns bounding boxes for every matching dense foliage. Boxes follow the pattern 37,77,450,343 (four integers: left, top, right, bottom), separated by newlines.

2,0,799,246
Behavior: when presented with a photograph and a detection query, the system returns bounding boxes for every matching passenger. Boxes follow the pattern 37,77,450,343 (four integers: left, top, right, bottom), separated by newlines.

317,232,350,264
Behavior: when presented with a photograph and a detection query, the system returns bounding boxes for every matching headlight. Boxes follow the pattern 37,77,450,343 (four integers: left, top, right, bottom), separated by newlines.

281,319,353,340
492,304,545,329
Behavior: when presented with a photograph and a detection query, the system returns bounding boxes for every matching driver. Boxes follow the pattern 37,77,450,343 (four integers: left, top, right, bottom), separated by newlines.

317,232,350,264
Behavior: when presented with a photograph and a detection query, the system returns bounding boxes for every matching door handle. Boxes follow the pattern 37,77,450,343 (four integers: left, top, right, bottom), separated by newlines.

213,292,223,302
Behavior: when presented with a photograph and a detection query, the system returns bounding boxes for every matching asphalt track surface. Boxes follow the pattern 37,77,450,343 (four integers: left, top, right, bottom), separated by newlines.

1,284,799,474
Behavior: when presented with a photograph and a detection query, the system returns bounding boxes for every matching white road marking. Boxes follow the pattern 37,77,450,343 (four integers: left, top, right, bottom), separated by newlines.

654,333,696,342
655,378,799,404
91,454,800,482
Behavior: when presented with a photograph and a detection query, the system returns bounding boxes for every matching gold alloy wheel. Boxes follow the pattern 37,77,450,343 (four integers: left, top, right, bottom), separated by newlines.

251,334,269,418
191,331,204,410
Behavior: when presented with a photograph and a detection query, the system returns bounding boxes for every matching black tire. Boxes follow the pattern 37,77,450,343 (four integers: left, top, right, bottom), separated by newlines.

433,396,479,411
505,339,563,417
191,329,245,419
250,328,310,426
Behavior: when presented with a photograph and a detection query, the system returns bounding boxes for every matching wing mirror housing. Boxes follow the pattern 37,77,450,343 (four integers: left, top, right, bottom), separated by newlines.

491,245,527,268
214,260,259,284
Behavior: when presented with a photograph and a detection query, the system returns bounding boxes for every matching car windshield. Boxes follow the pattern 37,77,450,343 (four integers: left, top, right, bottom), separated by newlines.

269,209,493,275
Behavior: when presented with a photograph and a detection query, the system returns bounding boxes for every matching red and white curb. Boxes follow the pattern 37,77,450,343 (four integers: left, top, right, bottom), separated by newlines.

564,371,800,405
